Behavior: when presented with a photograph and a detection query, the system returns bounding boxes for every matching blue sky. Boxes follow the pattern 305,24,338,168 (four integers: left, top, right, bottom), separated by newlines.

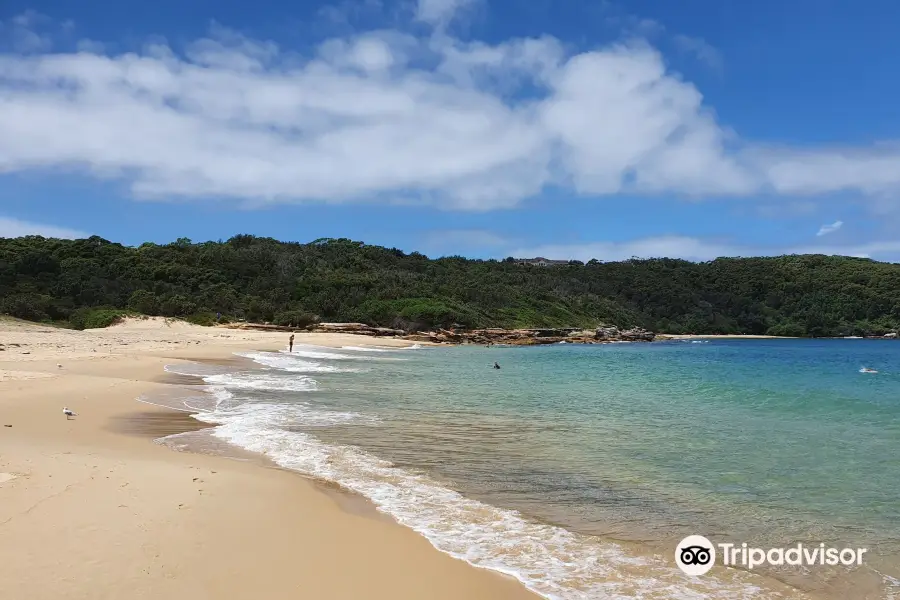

2,0,900,261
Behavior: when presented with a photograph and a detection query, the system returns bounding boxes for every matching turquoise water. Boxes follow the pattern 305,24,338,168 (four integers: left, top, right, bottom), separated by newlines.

159,340,900,599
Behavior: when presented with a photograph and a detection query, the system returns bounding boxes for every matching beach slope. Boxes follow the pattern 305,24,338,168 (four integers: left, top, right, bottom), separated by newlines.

0,318,537,600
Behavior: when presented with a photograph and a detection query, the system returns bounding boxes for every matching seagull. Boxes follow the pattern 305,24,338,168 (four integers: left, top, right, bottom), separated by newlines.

57,363,63,368
63,407,76,419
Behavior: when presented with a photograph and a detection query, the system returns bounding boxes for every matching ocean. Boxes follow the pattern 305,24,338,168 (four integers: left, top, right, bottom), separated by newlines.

150,339,900,599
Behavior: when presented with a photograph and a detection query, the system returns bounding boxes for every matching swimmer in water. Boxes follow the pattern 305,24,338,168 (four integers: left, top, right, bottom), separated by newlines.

493,362,501,369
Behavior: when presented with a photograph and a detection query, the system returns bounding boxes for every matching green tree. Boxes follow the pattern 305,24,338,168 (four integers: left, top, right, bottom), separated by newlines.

128,290,159,315
1,235,898,336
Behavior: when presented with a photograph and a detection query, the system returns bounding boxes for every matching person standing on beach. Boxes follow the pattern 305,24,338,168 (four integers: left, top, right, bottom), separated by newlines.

289,334,294,353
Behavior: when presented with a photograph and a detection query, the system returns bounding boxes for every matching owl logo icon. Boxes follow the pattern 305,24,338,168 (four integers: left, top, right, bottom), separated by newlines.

675,535,716,576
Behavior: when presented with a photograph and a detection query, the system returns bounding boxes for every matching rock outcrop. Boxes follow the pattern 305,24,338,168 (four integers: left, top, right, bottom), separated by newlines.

314,322,406,336
403,325,657,345
226,321,657,345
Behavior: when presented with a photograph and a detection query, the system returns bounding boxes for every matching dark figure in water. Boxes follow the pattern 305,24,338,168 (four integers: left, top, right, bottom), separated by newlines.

493,362,501,369
289,334,295,353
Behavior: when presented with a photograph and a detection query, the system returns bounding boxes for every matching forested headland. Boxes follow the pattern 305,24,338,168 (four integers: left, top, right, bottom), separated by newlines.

2,234,900,337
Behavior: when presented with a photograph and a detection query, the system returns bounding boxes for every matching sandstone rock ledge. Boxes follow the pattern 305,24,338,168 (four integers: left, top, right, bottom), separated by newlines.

225,321,656,346
404,326,656,346
226,322,406,336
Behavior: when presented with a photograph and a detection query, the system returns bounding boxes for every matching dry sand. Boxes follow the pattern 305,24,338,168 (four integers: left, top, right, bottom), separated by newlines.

0,317,538,600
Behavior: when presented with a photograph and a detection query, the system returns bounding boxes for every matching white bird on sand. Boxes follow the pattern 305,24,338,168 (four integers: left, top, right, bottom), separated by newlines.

63,407,76,419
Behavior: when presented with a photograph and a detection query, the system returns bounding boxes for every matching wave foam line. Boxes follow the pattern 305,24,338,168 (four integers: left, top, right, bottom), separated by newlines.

204,372,319,393
198,407,772,600
340,345,392,352
237,352,369,373
165,361,320,393
339,343,423,352
281,345,408,361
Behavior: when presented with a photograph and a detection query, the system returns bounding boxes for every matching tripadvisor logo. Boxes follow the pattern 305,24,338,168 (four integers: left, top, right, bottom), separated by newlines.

676,535,716,576
675,535,867,576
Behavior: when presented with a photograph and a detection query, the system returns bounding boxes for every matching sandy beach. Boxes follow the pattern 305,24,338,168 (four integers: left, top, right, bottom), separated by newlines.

0,317,538,600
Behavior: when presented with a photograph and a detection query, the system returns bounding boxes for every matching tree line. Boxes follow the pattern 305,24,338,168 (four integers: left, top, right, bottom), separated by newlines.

1,234,899,337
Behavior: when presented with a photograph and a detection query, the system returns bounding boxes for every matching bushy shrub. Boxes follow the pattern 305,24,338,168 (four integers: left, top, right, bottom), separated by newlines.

69,308,132,330
1,293,52,321
766,321,806,337
247,299,276,323
184,312,217,326
272,310,319,328
128,289,159,315
159,294,197,317
355,298,479,331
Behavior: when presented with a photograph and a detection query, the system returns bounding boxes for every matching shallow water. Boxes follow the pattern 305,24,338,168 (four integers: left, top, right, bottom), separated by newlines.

149,340,900,599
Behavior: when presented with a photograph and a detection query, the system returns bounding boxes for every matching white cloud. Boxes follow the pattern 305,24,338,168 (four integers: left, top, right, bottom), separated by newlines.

416,0,476,26
511,235,900,263
0,14,900,211
673,34,722,71
75,39,106,53
0,10,52,53
816,220,843,236
0,216,88,239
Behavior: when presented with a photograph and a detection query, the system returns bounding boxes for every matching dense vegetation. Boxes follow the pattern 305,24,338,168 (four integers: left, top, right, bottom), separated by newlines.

2,234,900,337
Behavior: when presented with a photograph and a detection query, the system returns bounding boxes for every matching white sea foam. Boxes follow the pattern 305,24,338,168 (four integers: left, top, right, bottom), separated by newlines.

284,348,366,360
237,351,366,373
282,345,407,361
196,401,378,429
204,372,318,392
340,344,426,352
164,362,318,394
340,345,392,352
391,343,424,350
879,572,900,600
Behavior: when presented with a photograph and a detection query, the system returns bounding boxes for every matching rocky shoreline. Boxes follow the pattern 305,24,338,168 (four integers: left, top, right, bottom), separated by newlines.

403,326,657,345
224,321,657,345
225,321,657,345
216,321,896,343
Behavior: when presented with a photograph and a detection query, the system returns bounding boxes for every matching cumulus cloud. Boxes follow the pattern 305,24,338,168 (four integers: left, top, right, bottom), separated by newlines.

1,12,900,211
816,220,843,236
511,235,900,263
0,216,88,239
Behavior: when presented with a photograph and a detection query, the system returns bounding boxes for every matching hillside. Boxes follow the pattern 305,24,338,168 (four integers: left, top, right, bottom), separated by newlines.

2,234,899,337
